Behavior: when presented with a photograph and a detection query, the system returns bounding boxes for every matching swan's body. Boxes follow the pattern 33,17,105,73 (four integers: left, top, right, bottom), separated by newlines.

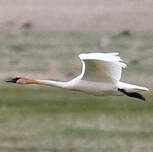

7,52,149,101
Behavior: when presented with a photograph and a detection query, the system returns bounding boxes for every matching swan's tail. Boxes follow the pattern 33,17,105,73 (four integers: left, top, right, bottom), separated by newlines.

118,82,149,101
118,82,149,92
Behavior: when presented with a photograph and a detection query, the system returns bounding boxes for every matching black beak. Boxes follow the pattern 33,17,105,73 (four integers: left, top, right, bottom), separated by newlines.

6,77,20,83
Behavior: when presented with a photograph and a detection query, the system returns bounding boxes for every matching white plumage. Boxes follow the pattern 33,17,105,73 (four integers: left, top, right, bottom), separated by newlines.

79,52,127,82
6,52,149,101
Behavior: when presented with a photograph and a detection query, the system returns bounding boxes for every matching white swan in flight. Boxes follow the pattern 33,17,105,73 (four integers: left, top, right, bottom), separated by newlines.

6,52,149,101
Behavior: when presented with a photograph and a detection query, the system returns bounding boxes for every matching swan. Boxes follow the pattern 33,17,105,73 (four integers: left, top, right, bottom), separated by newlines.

6,52,149,101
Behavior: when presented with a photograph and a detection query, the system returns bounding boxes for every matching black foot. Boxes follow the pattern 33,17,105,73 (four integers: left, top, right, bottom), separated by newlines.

118,88,145,101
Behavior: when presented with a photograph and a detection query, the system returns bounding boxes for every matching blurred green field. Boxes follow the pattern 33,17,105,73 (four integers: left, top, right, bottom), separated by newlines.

0,27,153,152
0,86,152,152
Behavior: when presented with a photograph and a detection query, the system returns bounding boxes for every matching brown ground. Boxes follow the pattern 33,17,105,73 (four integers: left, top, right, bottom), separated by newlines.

1,0,153,32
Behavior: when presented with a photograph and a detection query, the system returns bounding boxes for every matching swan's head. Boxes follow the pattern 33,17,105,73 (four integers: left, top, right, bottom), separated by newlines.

6,77,36,84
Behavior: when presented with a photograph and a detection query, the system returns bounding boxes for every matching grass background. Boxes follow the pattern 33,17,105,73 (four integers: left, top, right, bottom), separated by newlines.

0,87,153,152
1,0,153,152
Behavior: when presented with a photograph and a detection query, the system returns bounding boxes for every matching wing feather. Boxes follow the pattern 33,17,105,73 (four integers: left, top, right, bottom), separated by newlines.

78,52,127,83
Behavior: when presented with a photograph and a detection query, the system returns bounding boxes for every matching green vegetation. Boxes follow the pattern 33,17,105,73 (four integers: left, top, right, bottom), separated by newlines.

0,87,152,152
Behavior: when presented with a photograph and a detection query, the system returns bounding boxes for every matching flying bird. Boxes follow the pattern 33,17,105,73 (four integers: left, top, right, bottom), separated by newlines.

6,52,149,101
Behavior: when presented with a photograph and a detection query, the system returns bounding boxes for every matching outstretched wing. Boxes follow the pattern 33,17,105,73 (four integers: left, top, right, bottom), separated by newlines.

78,52,127,84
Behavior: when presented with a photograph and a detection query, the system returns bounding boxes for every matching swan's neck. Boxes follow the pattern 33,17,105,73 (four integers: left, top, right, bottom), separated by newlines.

36,80,67,88
19,77,67,88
